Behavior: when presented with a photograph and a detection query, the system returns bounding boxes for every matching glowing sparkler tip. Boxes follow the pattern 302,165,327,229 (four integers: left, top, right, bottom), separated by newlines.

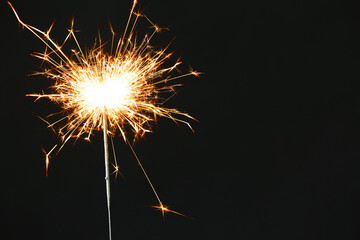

9,1,196,145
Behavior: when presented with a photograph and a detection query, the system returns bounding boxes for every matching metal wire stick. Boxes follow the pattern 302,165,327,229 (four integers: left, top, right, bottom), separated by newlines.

102,110,112,240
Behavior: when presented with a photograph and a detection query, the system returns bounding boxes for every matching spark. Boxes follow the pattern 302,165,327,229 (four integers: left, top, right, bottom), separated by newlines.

110,135,123,181
42,144,58,177
153,204,194,220
8,0,198,225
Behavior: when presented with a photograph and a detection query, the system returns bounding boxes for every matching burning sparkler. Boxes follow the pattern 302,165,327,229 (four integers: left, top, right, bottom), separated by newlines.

8,1,198,239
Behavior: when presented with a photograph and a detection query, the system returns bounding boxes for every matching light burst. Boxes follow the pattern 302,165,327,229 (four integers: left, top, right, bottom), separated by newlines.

8,1,198,239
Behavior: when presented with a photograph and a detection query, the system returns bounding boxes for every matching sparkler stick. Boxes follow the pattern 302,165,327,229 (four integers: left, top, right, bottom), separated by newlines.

102,110,112,240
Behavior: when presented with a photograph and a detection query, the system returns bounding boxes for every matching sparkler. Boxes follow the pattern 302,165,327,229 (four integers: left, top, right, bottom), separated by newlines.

8,1,198,239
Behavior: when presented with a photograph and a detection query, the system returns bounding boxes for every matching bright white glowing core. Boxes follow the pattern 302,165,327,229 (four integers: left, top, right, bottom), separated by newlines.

82,74,133,110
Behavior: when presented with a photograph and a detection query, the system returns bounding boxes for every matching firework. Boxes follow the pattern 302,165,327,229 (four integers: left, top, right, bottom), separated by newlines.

8,1,198,239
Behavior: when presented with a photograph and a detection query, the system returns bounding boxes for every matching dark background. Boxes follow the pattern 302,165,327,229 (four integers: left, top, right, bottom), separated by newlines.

1,0,360,239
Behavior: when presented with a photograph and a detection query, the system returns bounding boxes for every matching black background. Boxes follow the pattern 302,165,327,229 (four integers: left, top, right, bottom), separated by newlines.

1,0,360,239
